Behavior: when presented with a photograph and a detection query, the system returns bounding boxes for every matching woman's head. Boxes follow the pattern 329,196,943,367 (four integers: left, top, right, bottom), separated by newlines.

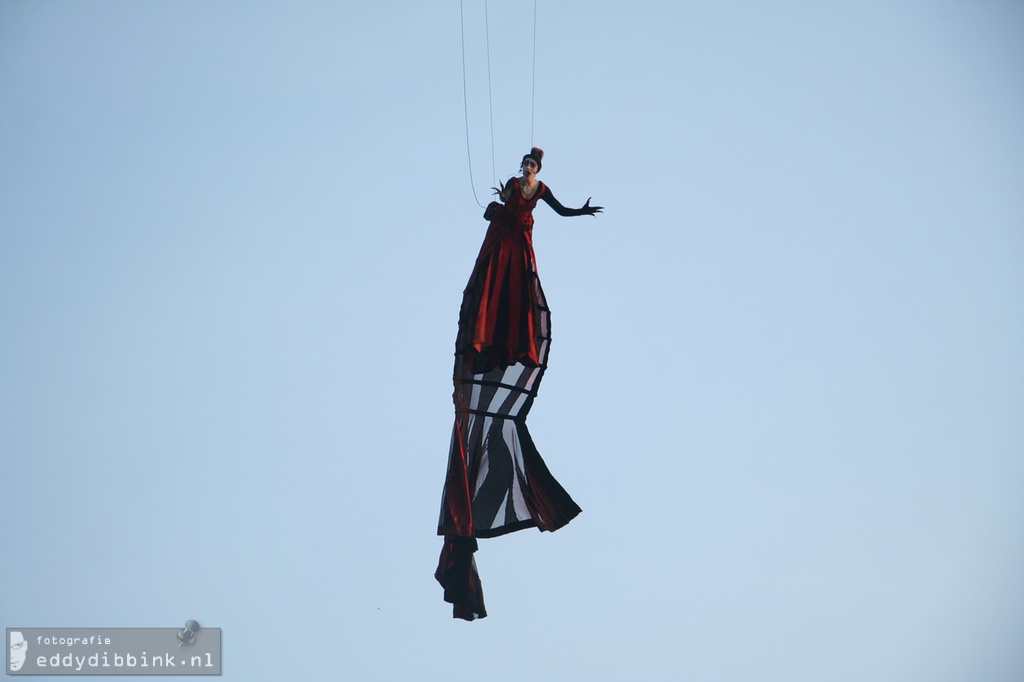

521,147,544,173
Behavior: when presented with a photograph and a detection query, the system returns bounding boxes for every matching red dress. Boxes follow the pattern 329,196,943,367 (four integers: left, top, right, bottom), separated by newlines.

436,178,582,621
457,178,548,374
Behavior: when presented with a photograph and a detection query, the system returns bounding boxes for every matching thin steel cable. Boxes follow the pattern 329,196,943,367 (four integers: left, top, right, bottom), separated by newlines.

485,0,496,184
461,0,539,200
531,0,537,146
460,0,486,208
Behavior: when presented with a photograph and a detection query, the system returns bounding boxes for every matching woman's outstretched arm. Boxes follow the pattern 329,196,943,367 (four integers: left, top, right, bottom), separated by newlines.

539,187,603,216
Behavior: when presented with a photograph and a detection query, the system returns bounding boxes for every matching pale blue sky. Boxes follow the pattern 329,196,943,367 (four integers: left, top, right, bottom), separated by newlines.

2,2,1022,680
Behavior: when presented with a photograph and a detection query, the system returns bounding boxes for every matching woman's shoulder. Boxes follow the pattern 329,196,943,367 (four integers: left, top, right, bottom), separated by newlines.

500,176,518,200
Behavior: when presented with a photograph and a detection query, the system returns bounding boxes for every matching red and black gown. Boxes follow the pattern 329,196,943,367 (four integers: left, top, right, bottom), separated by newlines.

436,178,589,620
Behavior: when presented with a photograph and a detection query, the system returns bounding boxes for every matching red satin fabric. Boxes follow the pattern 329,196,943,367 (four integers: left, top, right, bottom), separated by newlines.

437,178,580,621
457,179,548,374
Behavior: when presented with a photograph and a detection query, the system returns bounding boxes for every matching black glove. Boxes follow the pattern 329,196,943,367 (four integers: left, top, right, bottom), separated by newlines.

579,198,603,216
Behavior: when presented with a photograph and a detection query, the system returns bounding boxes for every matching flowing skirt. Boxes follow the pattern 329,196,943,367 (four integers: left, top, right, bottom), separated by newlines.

435,221,581,620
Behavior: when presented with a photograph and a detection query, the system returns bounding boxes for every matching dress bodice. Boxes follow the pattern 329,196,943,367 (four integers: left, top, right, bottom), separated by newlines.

503,178,546,228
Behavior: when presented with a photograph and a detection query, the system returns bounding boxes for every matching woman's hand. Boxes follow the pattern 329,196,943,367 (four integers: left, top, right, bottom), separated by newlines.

579,198,603,216
491,179,514,202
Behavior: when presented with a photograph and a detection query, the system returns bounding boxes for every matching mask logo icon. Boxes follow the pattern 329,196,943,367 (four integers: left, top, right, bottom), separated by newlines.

9,631,28,672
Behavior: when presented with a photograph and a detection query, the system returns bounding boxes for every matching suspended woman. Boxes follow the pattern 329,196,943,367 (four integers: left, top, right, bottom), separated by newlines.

436,147,602,620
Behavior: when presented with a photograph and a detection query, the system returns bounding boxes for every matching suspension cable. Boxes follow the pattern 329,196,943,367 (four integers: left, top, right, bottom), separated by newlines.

460,0,538,205
531,0,537,146
459,0,487,208
485,0,496,184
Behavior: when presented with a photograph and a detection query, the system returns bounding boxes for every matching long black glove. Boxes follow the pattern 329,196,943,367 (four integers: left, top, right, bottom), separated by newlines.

540,189,603,217
482,180,507,220
578,198,603,216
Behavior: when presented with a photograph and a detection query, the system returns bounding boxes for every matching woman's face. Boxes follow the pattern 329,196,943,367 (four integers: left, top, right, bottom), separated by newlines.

521,158,538,178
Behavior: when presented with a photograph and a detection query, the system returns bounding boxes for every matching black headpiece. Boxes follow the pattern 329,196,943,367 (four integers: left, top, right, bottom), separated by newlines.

521,147,544,171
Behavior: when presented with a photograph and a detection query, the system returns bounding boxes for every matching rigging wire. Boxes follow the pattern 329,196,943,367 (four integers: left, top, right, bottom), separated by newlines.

531,0,537,146
459,0,488,208
485,0,496,185
460,0,538,206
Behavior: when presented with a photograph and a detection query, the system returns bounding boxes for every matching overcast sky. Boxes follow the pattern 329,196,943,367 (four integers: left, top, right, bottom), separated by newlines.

2,2,1022,680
